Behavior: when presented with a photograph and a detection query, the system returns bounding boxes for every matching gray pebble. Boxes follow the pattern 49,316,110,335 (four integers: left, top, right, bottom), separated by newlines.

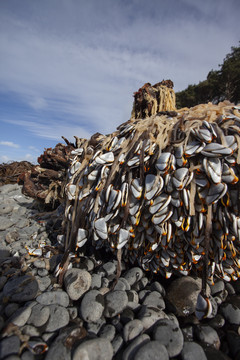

4,303,19,318
3,275,38,302
150,281,166,297
0,216,14,231
0,335,20,359
220,297,240,325
15,218,29,229
127,290,139,303
182,326,194,342
123,319,144,342
3,355,21,360
112,334,124,355
102,262,116,276
22,324,41,337
209,314,225,329
210,280,225,296
194,325,220,350
86,317,106,335
36,275,51,292
123,267,143,286
27,303,50,327
90,273,102,289
138,306,168,331
80,290,104,323
0,316,4,332
73,338,113,360
33,259,46,269
181,341,207,360
21,350,35,360
132,277,148,291
0,275,7,291
36,290,69,307
139,289,151,302
133,341,169,360
64,268,91,300
227,330,240,358
5,231,19,244
104,290,128,318
37,268,49,277
122,334,150,360
153,318,184,357
225,282,235,295
0,203,13,215
45,329,71,360
101,277,110,288
115,277,131,291
99,324,116,341
111,315,123,332
9,305,32,326
45,304,70,332
142,291,165,310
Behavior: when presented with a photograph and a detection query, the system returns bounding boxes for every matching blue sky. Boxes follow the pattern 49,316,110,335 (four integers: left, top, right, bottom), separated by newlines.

0,0,239,164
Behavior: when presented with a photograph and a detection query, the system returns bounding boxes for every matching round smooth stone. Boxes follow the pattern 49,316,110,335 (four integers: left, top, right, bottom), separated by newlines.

210,280,225,296
150,281,166,297
0,216,14,231
114,277,131,291
137,306,168,331
104,290,128,318
102,262,116,276
122,334,150,360
112,334,124,355
123,319,144,342
73,338,113,360
64,268,91,300
21,325,41,337
3,275,38,303
9,305,32,327
45,305,69,332
0,203,13,215
181,342,207,360
36,290,69,307
5,231,19,244
80,290,104,323
153,318,184,357
4,303,19,318
36,275,51,292
194,325,221,350
27,303,50,327
142,291,165,310
133,341,169,360
99,324,116,341
123,267,143,286
0,335,20,359
33,259,46,269
220,297,240,325
90,273,102,289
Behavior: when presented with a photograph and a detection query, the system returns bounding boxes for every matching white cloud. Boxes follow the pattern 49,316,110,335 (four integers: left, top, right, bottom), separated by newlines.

0,155,9,163
0,141,20,148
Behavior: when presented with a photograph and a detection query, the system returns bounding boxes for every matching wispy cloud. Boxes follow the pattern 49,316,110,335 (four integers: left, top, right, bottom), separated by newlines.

0,141,20,148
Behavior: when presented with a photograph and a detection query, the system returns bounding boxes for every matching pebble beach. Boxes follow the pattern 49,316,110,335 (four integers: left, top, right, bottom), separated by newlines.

1,184,240,359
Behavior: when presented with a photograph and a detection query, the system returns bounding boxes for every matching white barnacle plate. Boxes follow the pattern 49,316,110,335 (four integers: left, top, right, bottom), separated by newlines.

94,218,108,240
206,183,227,205
222,163,238,184
77,228,88,248
185,141,205,157
131,178,143,199
149,193,171,215
152,207,173,225
117,229,130,249
201,143,232,157
66,184,76,200
95,151,114,164
156,152,176,174
144,174,163,200
203,158,222,184
172,168,190,190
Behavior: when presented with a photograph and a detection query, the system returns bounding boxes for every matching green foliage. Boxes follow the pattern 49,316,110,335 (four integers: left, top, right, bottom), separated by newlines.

176,43,240,108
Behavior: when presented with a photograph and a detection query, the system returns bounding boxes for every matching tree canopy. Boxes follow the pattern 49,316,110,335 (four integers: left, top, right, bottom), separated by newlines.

176,43,240,108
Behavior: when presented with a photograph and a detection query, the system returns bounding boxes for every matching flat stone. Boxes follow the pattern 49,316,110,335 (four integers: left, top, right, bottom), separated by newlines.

150,281,166,297
9,305,32,327
220,297,240,325
104,290,128,318
73,338,113,360
102,262,116,276
142,291,165,310
33,259,46,269
45,328,73,360
122,334,150,360
123,319,144,342
15,218,29,229
133,341,169,360
0,216,14,231
181,342,207,360
137,306,168,331
90,273,102,289
36,275,51,292
45,304,69,332
0,204,13,215
0,335,20,359
3,275,38,302
194,325,221,350
153,318,184,357
132,277,149,291
99,324,116,341
37,269,49,277
112,334,124,355
123,267,143,286
36,290,69,307
4,303,19,318
0,184,20,194
27,303,50,327
80,290,104,323
22,325,41,337
166,276,206,317
210,280,225,295
5,231,19,244
120,308,135,325
64,268,91,300
86,317,106,336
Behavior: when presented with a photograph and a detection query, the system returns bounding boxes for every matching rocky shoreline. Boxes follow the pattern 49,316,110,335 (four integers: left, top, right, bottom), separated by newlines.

0,184,240,359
